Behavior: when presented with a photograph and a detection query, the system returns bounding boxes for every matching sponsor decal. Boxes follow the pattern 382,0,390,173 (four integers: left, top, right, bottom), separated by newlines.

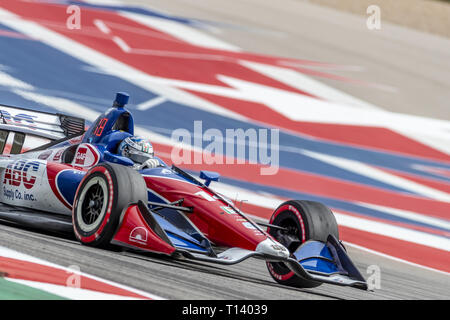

74,147,87,165
195,190,216,202
220,206,237,214
160,168,172,175
72,144,100,167
3,187,36,202
242,222,256,229
267,263,290,281
270,244,286,252
3,160,40,189
141,142,151,153
2,160,40,202
68,134,84,145
38,150,53,160
0,109,37,127
129,227,148,245
53,149,64,162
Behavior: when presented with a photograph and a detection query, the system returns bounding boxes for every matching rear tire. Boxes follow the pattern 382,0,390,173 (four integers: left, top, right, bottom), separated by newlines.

72,163,147,248
266,200,339,288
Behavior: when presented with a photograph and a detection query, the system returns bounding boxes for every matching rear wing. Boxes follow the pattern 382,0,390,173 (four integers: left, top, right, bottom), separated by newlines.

0,104,85,139
0,104,85,154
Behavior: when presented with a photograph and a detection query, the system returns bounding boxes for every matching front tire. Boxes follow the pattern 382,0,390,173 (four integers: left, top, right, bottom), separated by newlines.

72,163,147,248
266,200,339,288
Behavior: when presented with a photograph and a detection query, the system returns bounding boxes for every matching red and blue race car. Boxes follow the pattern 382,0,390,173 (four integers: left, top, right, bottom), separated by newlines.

0,92,367,290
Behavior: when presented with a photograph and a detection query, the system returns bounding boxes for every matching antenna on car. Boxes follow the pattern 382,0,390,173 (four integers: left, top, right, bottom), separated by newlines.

113,92,129,109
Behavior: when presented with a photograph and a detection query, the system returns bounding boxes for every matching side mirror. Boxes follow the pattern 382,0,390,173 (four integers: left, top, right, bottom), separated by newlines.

200,170,220,186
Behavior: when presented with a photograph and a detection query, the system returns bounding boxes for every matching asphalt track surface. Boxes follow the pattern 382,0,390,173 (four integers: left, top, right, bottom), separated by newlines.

1,0,449,300
1,222,449,300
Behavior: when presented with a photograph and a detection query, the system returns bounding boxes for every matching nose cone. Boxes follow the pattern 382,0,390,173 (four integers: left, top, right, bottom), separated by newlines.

256,238,290,259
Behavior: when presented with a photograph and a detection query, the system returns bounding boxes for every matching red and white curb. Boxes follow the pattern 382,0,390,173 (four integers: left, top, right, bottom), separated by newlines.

0,246,164,300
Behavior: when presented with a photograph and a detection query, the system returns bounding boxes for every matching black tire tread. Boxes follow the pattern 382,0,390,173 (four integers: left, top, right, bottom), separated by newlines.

73,163,147,248
267,199,339,288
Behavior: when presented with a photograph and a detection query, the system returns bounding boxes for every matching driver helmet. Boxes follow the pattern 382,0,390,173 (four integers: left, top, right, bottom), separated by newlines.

118,136,154,164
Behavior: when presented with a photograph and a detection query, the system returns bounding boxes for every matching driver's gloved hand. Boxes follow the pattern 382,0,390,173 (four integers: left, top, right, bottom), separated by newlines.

135,158,161,170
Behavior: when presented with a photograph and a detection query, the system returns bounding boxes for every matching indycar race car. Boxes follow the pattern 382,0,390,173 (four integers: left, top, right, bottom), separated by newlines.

0,92,367,290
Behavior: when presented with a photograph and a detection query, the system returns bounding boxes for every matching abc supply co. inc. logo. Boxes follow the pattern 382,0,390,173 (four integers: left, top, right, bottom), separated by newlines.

3,160,40,189
3,160,40,202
